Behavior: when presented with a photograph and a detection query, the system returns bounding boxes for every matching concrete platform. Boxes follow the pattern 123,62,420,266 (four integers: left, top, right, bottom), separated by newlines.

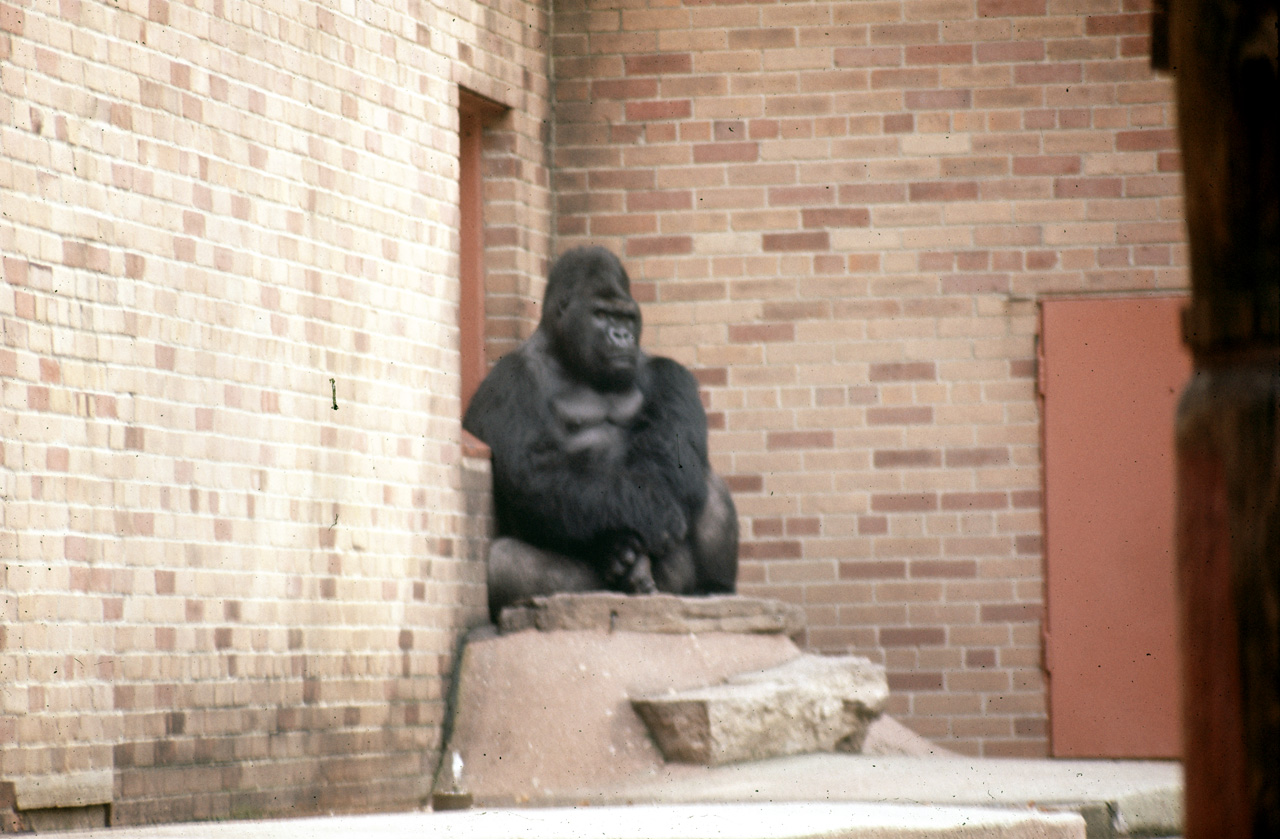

593,753,1182,837
56,802,1085,839
46,754,1178,839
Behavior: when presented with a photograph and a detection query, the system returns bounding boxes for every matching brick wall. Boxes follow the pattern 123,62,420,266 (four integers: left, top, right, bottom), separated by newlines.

551,0,1186,756
1,0,549,826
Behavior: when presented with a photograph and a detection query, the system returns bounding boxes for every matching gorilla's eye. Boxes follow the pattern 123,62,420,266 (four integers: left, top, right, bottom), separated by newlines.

595,309,633,330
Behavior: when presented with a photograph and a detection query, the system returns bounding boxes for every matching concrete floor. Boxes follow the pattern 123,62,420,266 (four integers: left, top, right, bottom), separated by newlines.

55,802,1087,839
49,754,1181,839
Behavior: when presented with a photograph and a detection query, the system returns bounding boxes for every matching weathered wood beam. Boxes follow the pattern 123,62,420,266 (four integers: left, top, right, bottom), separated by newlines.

1156,0,1279,835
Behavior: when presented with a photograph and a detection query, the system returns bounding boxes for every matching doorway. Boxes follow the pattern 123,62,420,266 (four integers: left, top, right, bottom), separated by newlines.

1040,295,1189,758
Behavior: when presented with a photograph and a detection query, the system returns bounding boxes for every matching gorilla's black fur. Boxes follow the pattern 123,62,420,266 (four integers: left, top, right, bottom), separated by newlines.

463,246,738,619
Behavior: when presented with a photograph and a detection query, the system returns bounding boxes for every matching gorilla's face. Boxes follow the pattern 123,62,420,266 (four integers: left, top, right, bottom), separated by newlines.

543,247,643,391
555,282,641,390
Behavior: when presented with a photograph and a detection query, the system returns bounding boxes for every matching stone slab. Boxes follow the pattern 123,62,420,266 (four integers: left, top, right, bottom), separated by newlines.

498,593,806,636
1111,784,1184,836
597,754,1181,837
53,803,1086,839
633,655,889,765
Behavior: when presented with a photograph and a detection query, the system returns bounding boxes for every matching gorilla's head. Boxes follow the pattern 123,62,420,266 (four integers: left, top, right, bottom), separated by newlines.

541,247,642,391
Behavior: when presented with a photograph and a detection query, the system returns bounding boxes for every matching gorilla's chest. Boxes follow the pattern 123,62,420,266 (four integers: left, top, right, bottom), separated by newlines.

550,385,643,464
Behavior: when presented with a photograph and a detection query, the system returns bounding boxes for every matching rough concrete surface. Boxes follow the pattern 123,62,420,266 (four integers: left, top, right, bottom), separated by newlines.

632,655,888,764
588,754,1183,839
599,753,1182,822
861,716,954,758
55,803,1086,839
441,624,804,803
1109,784,1185,836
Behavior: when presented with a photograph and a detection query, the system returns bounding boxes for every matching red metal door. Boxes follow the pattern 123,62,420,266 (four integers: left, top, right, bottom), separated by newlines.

1041,295,1189,758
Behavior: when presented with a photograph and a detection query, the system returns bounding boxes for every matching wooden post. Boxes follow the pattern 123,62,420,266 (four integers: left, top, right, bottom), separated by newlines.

1155,0,1279,835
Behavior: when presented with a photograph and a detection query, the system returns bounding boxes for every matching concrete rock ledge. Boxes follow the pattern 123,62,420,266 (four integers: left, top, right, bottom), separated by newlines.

633,655,889,765
439,619,804,803
498,592,806,636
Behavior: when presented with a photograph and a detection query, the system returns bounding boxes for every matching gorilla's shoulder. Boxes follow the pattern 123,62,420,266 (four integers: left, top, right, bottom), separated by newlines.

462,347,543,444
638,355,704,412
474,336,556,397
643,354,699,388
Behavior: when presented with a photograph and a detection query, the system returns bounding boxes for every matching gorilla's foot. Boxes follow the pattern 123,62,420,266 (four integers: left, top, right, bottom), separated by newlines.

609,549,658,594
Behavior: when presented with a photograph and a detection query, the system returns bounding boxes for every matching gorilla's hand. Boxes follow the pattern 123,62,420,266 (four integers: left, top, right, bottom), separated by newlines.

647,502,689,561
622,553,658,594
603,532,658,594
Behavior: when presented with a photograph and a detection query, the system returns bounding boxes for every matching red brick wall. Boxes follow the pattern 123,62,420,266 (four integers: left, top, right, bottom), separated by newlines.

0,0,550,825
551,0,1186,756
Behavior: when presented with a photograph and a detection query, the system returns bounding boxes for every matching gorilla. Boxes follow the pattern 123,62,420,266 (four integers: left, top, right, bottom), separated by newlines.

463,246,738,620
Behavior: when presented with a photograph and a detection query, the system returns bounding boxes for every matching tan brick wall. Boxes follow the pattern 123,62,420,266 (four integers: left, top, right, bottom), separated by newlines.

551,0,1186,756
1,0,549,824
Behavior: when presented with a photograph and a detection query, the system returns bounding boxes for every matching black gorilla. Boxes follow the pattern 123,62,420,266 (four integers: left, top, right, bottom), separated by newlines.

463,246,738,620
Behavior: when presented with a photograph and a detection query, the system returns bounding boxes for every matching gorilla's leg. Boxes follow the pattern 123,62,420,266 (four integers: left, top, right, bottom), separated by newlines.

691,472,738,593
652,473,738,595
487,537,604,621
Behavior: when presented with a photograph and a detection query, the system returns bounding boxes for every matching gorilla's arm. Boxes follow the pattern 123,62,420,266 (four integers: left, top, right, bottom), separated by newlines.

462,350,698,562
627,357,712,528
461,352,536,458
